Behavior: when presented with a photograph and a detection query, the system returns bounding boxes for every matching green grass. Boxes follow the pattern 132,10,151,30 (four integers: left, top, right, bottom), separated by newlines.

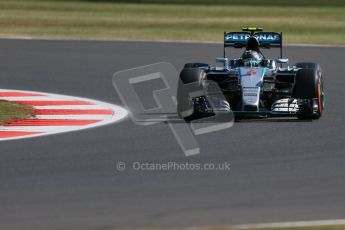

75,0,345,7
0,0,344,44
0,100,34,125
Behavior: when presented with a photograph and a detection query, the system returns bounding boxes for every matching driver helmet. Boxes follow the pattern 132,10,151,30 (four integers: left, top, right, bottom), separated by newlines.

241,50,261,67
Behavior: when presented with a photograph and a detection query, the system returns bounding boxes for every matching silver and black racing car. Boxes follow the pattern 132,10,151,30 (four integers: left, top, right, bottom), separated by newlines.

177,27,324,121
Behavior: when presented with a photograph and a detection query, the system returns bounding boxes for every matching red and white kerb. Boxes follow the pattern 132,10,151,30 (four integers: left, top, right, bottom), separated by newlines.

0,89,128,141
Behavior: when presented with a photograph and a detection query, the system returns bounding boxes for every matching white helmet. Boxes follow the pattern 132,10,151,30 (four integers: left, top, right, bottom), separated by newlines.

241,50,261,67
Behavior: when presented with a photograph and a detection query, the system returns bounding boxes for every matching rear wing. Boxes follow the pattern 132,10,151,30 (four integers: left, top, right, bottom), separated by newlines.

222,28,283,60
224,32,282,48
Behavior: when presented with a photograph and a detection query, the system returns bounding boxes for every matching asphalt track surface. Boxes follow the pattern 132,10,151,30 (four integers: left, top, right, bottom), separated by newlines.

0,39,345,230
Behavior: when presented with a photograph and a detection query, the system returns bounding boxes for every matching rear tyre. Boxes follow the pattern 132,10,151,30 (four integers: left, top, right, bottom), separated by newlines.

184,63,209,69
295,62,320,70
177,67,206,121
293,64,324,119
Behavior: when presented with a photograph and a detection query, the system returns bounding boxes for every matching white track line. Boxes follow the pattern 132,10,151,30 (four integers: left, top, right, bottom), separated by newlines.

0,89,128,141
1,37,344,48
34,115,113,119
1,126,79,132
0,96,64,101
234,219,345,229
33,105,110,109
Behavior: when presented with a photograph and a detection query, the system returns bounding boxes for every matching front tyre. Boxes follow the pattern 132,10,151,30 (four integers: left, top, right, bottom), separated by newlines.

177,67,207,121
293,64,324,119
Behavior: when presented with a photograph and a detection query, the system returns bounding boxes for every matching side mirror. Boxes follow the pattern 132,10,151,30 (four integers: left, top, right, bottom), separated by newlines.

216,57,229,67
276,58,289,64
